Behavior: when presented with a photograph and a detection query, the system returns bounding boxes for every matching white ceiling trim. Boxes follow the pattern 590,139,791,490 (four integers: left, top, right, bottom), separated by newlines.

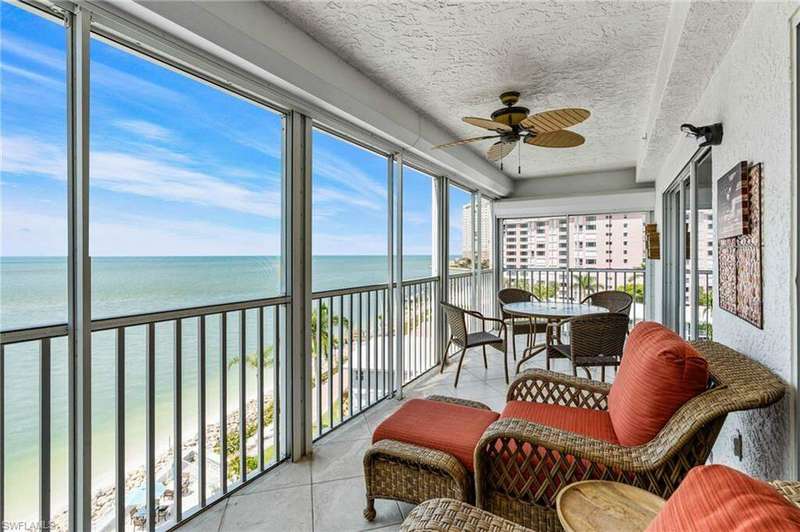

494,188,655,219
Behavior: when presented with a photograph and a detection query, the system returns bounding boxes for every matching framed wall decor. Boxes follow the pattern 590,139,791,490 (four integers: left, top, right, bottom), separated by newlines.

718,162,762,328
716,160,750,239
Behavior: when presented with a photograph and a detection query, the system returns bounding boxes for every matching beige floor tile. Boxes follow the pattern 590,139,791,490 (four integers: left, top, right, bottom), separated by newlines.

220,485,313,531
396,501,416,520
177,499,228,532
311,438,371,483
313,477,402,532
362,399,403,432
316,415,372,446
231,459,312,498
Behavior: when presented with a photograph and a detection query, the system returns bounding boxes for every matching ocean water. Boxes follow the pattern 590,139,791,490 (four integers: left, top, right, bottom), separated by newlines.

0,255,436,521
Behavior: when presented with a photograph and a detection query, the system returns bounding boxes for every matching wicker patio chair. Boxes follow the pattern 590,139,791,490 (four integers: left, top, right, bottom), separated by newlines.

545,312,628,381
473,340,786,531
363,395,494,521
440,302,507,386
400,481,800,532
581,290,633,317
497,288,546,362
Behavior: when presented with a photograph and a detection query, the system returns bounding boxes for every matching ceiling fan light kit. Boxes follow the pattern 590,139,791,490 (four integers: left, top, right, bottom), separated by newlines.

432,91,591,172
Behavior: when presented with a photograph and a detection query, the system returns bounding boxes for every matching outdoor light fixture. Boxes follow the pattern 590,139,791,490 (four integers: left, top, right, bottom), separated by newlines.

680,122,723,147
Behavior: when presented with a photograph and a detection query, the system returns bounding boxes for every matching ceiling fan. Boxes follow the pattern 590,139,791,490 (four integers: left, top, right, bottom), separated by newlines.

433,91,590,172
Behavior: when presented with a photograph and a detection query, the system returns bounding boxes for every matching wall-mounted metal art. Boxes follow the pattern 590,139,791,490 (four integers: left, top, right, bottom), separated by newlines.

718,162,762,328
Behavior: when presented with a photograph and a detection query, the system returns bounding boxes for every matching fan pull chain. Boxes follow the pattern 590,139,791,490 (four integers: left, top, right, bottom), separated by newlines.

518,143,521,175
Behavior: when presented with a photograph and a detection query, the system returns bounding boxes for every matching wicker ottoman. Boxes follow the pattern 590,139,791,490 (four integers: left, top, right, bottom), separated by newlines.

363,396,497,521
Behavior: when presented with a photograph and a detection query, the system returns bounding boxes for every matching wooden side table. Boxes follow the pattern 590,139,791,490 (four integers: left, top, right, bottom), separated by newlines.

556,480,666,532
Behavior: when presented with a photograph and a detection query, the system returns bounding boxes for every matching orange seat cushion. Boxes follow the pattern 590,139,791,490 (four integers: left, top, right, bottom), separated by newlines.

646,465,800,531
501,401,618,444
372,399,500,472
608,321,709,446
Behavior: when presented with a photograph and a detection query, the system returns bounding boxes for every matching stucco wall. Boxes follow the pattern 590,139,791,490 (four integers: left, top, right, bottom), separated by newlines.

652,1,797,479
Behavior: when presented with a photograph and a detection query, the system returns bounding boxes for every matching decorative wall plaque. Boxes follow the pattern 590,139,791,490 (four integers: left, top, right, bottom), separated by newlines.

718,163,762,328
717,161,750,239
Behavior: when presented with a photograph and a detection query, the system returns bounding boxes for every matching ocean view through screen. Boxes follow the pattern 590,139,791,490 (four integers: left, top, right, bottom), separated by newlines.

0,254,447,525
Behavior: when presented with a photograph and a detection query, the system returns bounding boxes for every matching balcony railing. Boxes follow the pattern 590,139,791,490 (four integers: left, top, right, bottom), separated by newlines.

0,297,289,531
503,267,648,324
0,271,498,530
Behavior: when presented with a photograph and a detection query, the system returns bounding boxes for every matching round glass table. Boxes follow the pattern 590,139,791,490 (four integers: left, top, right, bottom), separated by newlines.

502,301,608,372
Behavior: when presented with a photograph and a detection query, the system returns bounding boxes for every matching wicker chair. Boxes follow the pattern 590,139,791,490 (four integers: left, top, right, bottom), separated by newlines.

581,290,633,317
401,483,800,532
545,312,629,381
473,341,786,531
497,288,547,362
440,302,508,386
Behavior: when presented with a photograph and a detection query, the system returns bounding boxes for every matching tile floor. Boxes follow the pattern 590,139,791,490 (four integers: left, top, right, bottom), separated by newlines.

176,342,590,532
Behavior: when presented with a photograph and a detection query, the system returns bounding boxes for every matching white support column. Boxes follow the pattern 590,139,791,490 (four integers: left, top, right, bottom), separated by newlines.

288,111,313,458
689,164,699,340
67,7,92,531
493,214,502,315
436,177,450,361
472,192,480,313
385,154,394,395
393,154,404,397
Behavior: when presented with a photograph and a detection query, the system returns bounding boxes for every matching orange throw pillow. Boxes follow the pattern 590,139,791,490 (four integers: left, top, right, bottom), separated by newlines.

646,465,800,531
608,321,708,446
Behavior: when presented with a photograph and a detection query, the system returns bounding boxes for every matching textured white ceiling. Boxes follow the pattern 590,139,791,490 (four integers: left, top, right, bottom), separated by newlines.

265,0,671,179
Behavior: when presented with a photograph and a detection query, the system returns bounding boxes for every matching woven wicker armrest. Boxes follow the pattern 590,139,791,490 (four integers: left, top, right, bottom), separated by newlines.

771,481,800,509
401,498,533,532
473,418,669,512
506,369,610,410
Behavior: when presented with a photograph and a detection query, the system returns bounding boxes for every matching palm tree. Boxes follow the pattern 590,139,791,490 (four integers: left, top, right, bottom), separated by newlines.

310,302,350,358
532,281,557,301
227,345,274,371
573,274,597,298
623,282,645,304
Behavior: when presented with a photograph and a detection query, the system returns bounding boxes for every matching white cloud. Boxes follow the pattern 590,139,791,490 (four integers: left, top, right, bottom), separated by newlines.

113,120,173,142
1,135,66,179
0,34,65,72
1,63,63,89
90,213,280,256
403,210,432,225
312,147,386,214
313,231,387,255
1,208,67,256
92,61,184,105
0,207,280,256
1,135,282,219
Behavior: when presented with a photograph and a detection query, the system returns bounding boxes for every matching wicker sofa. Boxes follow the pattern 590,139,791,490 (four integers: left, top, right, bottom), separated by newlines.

472,340,786,531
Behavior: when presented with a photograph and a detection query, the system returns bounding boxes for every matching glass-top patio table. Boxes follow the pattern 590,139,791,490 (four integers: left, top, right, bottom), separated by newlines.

502,301,609,372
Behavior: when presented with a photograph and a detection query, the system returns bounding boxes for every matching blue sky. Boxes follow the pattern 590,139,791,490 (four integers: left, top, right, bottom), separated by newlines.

0,2,470,258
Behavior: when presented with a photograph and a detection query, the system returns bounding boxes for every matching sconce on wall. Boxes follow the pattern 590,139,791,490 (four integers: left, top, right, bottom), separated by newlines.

680,122,723,147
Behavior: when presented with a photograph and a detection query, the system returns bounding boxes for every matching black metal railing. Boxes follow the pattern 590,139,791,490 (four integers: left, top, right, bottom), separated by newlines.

401,277,439,384
309,283,390,440
0,297,289,531
502,267,648,324
0,270,503,530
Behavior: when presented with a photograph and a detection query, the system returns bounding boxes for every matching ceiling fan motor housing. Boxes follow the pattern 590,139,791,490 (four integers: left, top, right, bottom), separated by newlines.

491,106,529,127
